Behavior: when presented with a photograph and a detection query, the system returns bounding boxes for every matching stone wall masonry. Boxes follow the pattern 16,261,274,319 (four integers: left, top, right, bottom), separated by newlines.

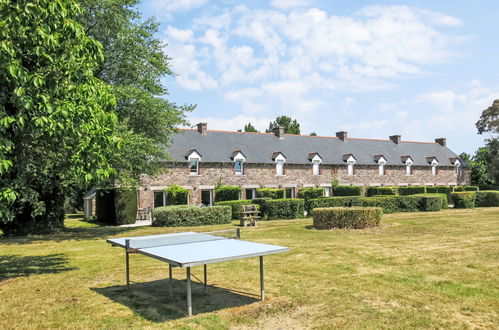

138,162,470,208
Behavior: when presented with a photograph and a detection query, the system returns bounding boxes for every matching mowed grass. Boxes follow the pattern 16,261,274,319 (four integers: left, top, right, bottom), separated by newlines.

0,209,498,329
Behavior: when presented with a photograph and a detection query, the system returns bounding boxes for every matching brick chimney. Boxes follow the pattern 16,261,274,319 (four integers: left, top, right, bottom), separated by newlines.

389,135,401,144
197,122,207,135
336,131,348,141
435,138,446,147
273,126,284,138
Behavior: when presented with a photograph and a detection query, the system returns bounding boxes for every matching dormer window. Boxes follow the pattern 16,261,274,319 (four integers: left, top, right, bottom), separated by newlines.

231,151,246,176
186,149,202,176
309,153,322,176
375,155,386,176
273,152,286,176
452,159,461,176
431,158,439,176
343,154,356,176
402,156,413,176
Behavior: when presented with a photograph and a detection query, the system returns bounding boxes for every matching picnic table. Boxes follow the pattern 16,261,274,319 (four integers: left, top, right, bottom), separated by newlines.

240,204,260,227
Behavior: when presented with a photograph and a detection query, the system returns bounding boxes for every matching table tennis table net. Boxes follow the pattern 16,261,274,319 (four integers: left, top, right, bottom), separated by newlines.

126,229,239,249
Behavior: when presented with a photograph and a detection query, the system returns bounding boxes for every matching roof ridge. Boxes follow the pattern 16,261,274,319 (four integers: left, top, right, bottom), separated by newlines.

179,128,439,144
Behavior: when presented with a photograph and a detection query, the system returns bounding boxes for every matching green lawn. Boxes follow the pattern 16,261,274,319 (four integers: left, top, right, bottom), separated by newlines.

1,209,498,329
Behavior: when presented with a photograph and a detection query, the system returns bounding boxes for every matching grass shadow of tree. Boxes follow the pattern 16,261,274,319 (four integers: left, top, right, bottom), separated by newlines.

0,254,76,281
92,279,259,322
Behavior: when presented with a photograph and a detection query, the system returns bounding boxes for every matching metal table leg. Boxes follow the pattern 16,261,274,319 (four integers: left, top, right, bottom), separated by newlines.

259,256,264,301
169,264,173,298
186,267,192,316
125,239,130,292
203,264,207,293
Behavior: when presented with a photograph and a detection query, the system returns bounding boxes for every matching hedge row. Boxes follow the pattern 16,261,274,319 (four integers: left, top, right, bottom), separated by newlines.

309,194,444,214
258,198,305,220
165,185,189,205
152,205,232,227
332,185,363,196
475,191,499,207
214,200,253,219
313,207,383,229
450,192,476,208
453,186,479,192
256,188,285,199
215,185,242,202
398,186,426,195
366,186,398,196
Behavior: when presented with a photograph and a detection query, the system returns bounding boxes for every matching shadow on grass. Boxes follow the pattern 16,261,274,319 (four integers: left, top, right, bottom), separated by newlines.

0,254,76,281
0,226,137,245
93,278,258,321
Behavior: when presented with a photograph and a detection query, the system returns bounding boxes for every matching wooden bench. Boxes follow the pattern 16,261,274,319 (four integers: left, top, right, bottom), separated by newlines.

240,204,260,227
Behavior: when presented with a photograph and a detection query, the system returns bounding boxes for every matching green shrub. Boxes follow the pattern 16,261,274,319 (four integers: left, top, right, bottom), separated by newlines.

214,185,242,202
398,186,426,195
451,192,476,208
332,185,363,196
313,207,383,229
152,205,231,227
360,196,419,213
309,197,361,214
415,193,448,209
475,191,499,207
417,195,443,212
165,185,189,205
478,184,499,191
453,186,479,192
298,187,325,213
260,198,305,220
215,200,253,219
426,186,452,195
256,188,285,199
366,186,398,196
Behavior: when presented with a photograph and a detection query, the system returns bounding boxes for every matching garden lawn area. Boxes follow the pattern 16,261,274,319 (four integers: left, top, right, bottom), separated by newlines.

1,209,498,329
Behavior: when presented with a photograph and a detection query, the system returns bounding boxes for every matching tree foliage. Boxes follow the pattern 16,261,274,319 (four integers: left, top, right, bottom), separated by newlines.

244,122,258,132
266,116,301,134
0,0,119,233
476,99,499,134
460,138,499,185
77,0,193,184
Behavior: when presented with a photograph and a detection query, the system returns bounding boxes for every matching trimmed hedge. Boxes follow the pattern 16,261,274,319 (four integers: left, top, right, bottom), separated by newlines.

313,207,383,229
308,196,361,214
332,185,363,196
215,185,242,202
367,186,398,196
256,188,285,199
96,188,137,225
215,200,253,219
478,184,499,191
426,186,452,195
359,195,444,213
165,185,189,205
415,193,448,209
298,187,325,214
152,205,232,227
475,191,499,207
417,195,444,212
451,192,476,208
453,186,479,192
258,198,305,220
398,186,426,195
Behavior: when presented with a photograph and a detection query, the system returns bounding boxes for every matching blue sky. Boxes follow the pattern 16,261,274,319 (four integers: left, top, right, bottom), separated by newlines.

138,0,499,154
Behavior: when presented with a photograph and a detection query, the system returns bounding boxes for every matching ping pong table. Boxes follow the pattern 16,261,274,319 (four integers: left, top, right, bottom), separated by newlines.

107,229,289,316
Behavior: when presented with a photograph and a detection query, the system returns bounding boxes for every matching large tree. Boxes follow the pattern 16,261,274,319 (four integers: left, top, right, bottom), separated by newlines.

476,99,499,135
266,116,301,135
78,0,192,185
0,0,119,234
243,122,258,133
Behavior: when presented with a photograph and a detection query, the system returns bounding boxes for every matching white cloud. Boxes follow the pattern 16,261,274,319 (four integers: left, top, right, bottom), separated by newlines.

165,26,194,42
270,0,312,10
150,0,207,17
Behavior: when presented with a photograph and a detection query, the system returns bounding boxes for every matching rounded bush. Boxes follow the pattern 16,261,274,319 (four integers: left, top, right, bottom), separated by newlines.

313,207,383,229
451,192,476,208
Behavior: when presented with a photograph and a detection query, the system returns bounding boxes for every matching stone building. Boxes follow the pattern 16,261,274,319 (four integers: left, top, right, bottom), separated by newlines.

138,123,469,208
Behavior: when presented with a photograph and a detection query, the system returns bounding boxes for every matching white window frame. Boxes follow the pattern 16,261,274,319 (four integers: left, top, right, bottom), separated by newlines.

245,188,256,200
275,153,286,176
311,154,322,176
153,190,166,208
324,186,331,197
405,158,413,176
347,155,356,176
235,160,244,175
377,157,386,176
188,151,202,176
285,187,295,198
431,159,438,176
453,160,461,176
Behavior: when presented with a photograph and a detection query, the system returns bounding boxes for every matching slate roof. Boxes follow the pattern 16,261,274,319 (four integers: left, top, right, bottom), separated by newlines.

165,129,466,167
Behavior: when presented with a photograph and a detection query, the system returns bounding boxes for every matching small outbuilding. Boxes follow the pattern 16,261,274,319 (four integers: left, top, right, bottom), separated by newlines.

83,188,96,219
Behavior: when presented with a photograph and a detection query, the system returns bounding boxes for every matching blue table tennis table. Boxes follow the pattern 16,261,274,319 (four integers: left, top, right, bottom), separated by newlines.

107,229,289,316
